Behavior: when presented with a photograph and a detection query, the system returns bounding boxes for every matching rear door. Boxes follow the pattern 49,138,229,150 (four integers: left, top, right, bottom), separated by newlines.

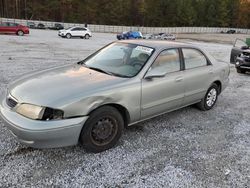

79,28,87,36
181,48,214,105
141,48,185,119
0,22,9,33
8,22,18,33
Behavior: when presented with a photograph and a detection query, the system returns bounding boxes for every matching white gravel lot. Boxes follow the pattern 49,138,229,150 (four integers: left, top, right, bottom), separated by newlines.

0,30,250,187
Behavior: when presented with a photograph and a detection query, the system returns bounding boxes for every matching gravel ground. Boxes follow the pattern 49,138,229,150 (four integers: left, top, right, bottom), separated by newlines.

0,30,250,187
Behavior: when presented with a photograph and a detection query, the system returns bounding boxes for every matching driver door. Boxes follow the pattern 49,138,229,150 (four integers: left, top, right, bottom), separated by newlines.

141,48,185,119
70,27,79,37
231,39,248,63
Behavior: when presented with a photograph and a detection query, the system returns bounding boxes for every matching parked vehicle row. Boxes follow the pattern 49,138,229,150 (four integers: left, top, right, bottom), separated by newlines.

117,31,143,40
117,31,176,41
0,22,29,36
27,22,47,29
0,21,93,40
143,33,176,40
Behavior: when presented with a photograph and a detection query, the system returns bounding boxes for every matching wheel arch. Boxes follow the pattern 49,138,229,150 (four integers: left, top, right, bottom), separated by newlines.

16,30,24,35
212,80,222,94
87,103,131,127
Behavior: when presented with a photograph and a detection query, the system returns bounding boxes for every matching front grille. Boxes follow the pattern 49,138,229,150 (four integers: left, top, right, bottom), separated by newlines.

6,97,18,108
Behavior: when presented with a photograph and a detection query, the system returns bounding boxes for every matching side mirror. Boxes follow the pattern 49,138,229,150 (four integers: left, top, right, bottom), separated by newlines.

144,68,166,79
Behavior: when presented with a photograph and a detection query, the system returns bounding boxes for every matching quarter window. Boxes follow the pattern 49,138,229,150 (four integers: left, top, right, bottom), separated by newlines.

151,49,180,74
182,48,208,69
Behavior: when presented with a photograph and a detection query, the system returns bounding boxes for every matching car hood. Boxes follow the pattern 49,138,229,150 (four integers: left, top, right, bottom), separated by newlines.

8,64,126,107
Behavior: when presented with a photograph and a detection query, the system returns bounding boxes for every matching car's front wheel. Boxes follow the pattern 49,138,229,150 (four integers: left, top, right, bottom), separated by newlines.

197,83,219,111
66,33,71,39
236,68,246,74
80,106,124,153
85,34,90,39
17,30,24,36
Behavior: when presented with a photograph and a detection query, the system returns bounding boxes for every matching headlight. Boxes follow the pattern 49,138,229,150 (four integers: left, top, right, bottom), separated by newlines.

15,104,64,120
16,104,45,120
42,107,64,120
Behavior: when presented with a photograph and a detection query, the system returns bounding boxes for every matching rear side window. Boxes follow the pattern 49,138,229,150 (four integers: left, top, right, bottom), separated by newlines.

182,48,208,69
9,23,18,27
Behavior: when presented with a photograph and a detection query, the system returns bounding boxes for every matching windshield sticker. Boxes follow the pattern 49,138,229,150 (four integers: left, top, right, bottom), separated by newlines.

135,46,153,54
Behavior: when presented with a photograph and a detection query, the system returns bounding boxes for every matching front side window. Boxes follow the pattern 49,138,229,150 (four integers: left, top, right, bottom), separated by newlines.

183,48,208,69
150,49,180,74
80,43,154,77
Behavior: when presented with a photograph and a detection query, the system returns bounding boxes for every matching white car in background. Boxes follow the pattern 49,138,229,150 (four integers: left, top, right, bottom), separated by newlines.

161,33,176,40
58,27,92,39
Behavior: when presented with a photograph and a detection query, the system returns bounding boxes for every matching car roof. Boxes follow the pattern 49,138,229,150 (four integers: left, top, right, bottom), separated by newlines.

117,40,196,50
69,26,86,29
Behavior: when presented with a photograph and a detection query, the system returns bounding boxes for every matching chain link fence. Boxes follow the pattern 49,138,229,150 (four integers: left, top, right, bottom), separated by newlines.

1,17,250,34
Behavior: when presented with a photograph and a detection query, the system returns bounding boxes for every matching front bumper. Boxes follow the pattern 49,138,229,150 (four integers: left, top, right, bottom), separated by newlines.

235,57,250,69
0,97,88,148
58,33,65,37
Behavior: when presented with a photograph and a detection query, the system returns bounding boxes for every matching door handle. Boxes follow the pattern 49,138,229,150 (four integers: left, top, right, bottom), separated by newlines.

175,77,183,82
209,69,214,74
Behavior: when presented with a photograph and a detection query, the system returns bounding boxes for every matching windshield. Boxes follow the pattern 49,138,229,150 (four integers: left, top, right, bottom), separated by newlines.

81,43,154,78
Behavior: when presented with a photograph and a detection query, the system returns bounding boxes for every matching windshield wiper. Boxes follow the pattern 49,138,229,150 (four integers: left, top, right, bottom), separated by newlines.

87,66,115,76
79,63,130,78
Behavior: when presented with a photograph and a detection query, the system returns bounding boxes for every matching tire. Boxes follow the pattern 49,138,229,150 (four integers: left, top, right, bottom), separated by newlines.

236,68,246,74
197,83,219,111
85,34,90,39
17,30,24,36
80,106,124,153
66,33,71,39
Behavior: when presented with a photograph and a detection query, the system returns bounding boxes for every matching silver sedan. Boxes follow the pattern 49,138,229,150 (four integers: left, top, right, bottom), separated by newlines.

0,40,230,152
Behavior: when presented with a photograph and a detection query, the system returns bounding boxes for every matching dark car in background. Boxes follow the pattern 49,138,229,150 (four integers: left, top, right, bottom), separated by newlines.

49,23,64,30
235,50,250,74
230,39,249,63
0,22,29,36
117,31,142,40
27,22,36,28
37,23,46,29
227,29,236,34
230,39,250,74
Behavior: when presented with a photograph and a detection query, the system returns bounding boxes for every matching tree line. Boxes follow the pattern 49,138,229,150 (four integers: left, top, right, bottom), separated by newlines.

0,0,249,28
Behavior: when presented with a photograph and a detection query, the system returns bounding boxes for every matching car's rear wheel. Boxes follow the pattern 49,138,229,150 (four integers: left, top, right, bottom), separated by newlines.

236,68,246,74
17,30,24,36
85,34,90,39
80,106,124,153
66,33,71,39
197,83,219,111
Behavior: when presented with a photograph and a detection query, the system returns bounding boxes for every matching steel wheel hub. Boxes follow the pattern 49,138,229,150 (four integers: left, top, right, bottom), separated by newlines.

91,117,117,145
